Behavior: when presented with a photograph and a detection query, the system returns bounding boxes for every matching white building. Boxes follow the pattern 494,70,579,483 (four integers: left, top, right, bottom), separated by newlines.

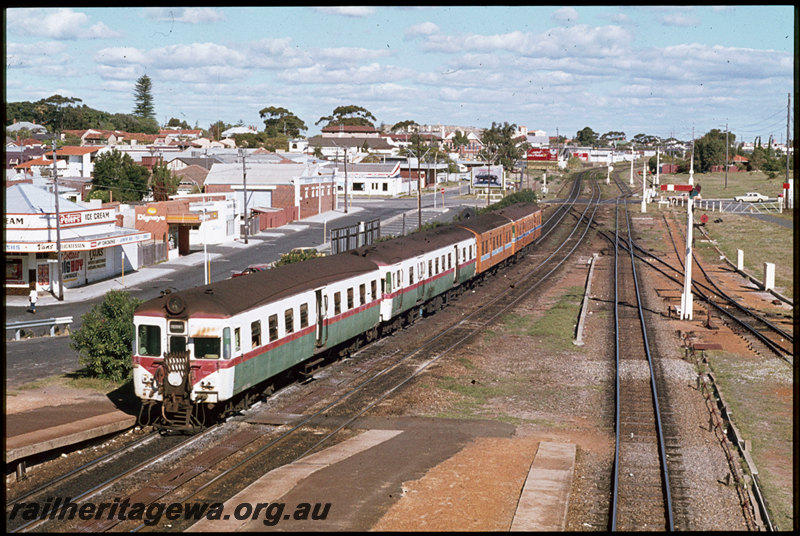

330,162,410,197
4,184,151,294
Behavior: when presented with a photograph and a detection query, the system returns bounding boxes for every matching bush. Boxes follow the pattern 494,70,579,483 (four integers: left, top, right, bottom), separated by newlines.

274,248,324,266
70,290,142,382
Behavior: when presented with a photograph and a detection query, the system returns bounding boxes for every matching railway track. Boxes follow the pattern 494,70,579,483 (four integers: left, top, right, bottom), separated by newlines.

12,174,601,533
609,192,674,531
660,213,793,362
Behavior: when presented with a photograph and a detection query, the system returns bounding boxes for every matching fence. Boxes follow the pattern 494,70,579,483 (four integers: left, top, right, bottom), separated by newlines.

330,219,380,255
138,240,168,267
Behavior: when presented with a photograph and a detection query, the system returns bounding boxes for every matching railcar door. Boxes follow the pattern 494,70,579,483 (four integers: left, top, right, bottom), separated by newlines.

453,246,460,285
315,289,328,347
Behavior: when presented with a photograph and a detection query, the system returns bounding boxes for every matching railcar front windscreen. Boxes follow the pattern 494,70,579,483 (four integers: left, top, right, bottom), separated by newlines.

137,324,161,357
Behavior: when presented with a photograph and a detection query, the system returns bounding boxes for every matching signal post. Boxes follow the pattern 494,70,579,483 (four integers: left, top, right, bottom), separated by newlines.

661,183,701,320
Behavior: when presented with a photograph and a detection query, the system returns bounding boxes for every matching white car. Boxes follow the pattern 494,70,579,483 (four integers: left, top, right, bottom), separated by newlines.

734,192,768,203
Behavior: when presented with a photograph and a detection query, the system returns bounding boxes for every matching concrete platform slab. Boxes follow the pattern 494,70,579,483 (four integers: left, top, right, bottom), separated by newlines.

187,429,403,532
511,441,577,532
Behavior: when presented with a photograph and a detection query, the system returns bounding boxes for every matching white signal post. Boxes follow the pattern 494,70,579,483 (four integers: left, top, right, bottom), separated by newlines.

661,183,696,319
641,160,647,213
629,146,634,185
655,147,660,186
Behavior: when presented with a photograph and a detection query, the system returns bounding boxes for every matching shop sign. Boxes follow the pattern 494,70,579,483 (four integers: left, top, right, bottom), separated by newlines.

87,248,106,271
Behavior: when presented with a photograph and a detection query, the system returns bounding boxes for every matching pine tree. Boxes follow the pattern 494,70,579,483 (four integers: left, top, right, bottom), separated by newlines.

133,75,155,119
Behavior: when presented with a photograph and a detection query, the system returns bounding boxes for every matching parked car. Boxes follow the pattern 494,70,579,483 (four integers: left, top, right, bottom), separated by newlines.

734,192,768,203
231,263,272,278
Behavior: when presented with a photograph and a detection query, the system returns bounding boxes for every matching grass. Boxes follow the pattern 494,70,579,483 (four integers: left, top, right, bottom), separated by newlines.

706,354,794,531
8,370,126,396
693,213,794,298
501,285,586,351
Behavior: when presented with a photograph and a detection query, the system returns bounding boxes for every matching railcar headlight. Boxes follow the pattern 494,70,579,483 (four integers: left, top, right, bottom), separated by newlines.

167,371,183,386
165,295,185,315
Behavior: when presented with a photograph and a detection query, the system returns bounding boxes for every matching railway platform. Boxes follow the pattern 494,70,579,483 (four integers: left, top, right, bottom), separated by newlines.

6,397,136,480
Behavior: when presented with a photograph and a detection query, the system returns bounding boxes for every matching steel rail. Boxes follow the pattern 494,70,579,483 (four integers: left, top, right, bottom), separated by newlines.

610,177,674,531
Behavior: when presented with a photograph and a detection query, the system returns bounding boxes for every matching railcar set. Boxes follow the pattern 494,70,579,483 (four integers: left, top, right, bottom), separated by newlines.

132,202,542,431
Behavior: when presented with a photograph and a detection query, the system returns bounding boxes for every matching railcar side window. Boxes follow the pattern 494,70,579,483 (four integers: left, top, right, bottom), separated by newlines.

137,325,161,357
334,292,341,315
300,304,309,328
285,309,294,334
428,259,432,277
269,314,279,342
448,253,452,270
194,337,220,359
359,284,366,306
371,280,377,300
347,288,354,309
251,320,261,348
435,257,439,274
409,266,414,285
234,327,241,353
223,328,231,359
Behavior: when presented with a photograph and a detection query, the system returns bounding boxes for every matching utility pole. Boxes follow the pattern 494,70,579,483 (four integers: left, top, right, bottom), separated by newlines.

240,149,248,244
786,93,793,209
724,122,729,189
344,147,349,214
689,127,695,186
52,140,63,301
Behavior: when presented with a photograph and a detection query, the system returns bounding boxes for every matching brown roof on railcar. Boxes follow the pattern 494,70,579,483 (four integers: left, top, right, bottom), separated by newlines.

494,202,540,221
135,254,379,318
350,225,473,264
454,211,512,234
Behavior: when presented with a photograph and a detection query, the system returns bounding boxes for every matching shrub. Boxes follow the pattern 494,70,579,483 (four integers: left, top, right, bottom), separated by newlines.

70,290,142,382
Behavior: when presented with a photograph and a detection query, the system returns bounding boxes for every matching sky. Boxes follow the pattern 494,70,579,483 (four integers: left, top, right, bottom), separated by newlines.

5,6,795,144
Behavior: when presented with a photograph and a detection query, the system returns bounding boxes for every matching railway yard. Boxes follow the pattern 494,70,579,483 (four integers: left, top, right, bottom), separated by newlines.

5,171,794,532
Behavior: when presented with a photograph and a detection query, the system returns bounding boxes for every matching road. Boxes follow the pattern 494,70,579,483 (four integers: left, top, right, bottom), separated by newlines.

5,189,482,387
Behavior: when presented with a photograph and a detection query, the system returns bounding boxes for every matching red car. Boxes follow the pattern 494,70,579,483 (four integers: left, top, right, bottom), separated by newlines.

231,263,272,278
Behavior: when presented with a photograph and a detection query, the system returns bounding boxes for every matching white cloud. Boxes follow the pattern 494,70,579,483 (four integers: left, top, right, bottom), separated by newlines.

7,8,122,40
552,7,579,23
405,22,440,40
144,8,225,24
314,7,376,18
659,13,701,27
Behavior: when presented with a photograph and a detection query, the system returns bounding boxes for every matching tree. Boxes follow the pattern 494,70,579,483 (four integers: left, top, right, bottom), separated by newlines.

693,129,729,172
133,75,155,119
575,126,598,147
480,122,528,173
91,149,150,202
150,162,180,201
258,106,307,138
390,119,418,132
70,290,142,381
207,120,231,141
451,130,470,154
166,117,192,129
315,105,376,128
599,131,626,147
